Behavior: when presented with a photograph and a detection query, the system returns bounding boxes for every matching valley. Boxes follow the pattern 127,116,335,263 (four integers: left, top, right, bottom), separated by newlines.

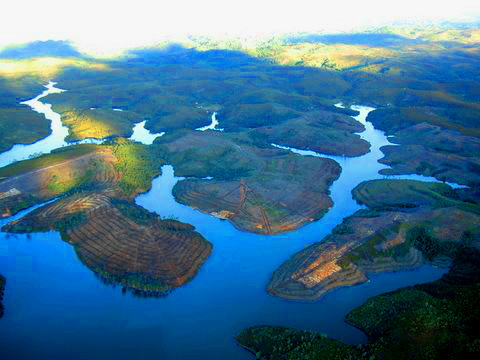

0,25,479,360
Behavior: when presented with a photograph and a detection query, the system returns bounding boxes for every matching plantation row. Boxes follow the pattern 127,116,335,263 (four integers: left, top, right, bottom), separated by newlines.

69,205,211,290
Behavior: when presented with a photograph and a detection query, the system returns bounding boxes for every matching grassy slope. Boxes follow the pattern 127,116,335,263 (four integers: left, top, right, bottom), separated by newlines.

0,141,164,218
0,144,100,177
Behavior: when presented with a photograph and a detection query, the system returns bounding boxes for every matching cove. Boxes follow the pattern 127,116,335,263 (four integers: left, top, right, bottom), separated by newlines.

0,92,451,359
129,120,165,145
0,165,448,360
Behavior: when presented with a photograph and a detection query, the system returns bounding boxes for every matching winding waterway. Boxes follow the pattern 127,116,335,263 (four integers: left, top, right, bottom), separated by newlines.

0,82,67,168
0,89,452,359
0,82,105,168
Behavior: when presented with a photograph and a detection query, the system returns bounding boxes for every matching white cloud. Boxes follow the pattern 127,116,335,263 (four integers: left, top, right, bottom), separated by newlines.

1,0,479,55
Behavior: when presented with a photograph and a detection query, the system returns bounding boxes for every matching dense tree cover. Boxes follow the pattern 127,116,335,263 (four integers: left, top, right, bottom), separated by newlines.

0,77,49,152
111,139,165,196
0,107,50,153
43,45,362,139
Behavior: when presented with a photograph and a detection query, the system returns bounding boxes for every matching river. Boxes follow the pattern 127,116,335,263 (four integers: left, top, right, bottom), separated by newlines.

0,87,451,359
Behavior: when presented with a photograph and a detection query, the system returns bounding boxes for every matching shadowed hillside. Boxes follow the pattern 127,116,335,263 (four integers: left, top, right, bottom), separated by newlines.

0,40,83,59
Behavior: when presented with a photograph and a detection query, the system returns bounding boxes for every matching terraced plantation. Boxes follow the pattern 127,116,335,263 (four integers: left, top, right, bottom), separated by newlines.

269,180,480,300
0,24,479,360
0,140,213,294
238,245,480,360
156,130,340,234
3,193,211,293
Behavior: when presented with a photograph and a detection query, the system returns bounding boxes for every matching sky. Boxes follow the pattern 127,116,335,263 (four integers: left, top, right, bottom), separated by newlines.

1,0,479,56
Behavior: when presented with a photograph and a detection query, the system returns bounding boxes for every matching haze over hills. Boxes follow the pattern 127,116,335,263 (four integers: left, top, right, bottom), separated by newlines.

1,0,479,56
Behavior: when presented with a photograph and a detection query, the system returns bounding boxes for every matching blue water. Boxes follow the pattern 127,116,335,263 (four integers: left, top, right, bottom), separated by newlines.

0,83,107,168
0,166,448,360
0,92,451,359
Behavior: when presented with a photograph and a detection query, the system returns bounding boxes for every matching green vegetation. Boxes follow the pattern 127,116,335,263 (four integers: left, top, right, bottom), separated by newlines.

0,138,212,295
3,193,211,296
269,179,480,300
247,110,370,156
368,107,480,138
353,179,479,213
0,141,167,223
0,107,51,153
339,180,480,267
237,326,362,360
0,144,100,178
112,198,160,225
91,267,172,295
0,192,41,218
111,139,165,196
40,43,370,152
0,76,49,153
239,245,480,360
406,226,475,262
0,140,164,199
0,30,474,190
0,76,44,107
156,130,340,234
345,246,480,359
262,177,480,357
0,28,479,353
1,28,479,189
8,211,87,235
54,107,139,141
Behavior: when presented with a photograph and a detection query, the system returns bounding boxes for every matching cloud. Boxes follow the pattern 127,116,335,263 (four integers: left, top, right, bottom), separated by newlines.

2,0,479,55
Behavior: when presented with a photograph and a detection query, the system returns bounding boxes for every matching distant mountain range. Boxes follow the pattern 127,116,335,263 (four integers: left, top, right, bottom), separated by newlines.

0,40,84,59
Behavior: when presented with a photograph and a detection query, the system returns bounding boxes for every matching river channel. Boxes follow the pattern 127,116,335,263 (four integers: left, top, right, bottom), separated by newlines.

0,85,451,360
